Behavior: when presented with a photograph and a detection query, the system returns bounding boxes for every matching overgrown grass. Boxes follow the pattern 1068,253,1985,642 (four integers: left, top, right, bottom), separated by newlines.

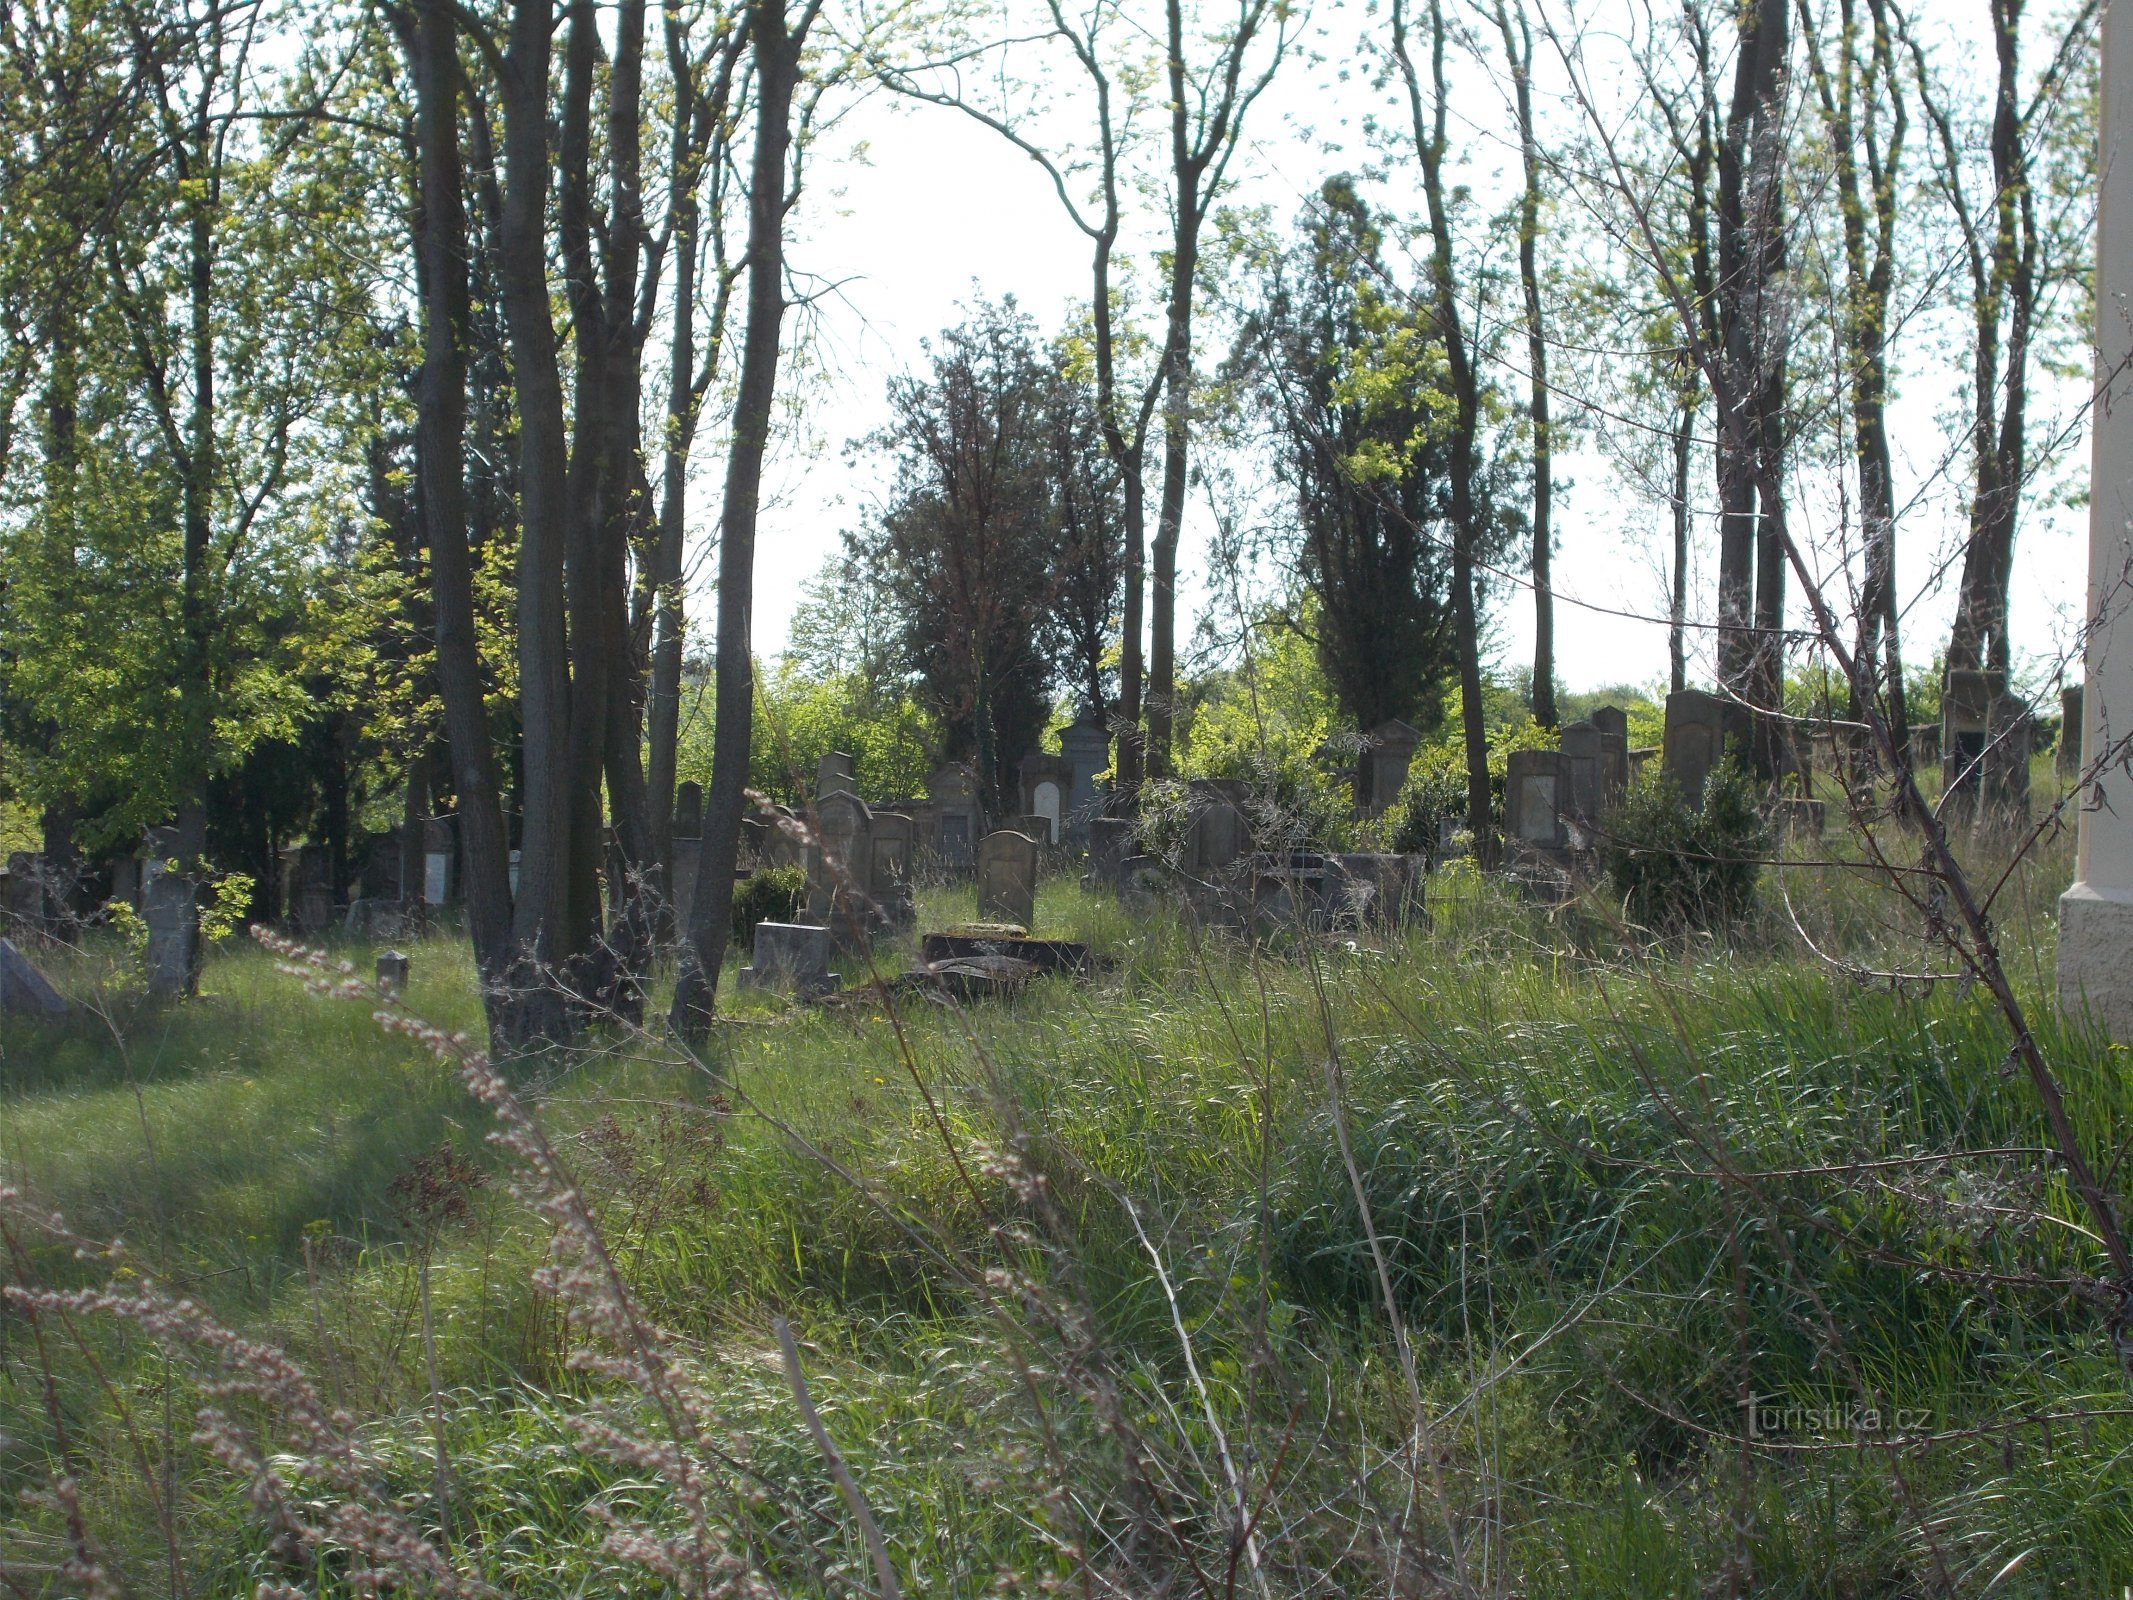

0,816,2126,1595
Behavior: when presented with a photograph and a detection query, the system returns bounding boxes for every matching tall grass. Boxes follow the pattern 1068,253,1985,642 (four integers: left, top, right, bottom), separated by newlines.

0,817,2125,1596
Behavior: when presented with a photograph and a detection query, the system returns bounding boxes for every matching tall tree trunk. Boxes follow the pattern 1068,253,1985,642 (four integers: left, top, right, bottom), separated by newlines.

1714,0,1790,774
1397,0,1492,861
1671,379,1696,697
672,0,811,1042
496,0,576,1042
1498,0,1554,727
403,0,514,1010
1803,0,1909,746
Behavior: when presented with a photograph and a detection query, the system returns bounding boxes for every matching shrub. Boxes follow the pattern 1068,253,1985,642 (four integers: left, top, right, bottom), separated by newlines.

1604,762,1769,930
729,864,805,949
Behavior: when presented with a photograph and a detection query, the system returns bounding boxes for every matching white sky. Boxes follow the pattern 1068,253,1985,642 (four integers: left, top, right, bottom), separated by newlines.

717,0,2092,700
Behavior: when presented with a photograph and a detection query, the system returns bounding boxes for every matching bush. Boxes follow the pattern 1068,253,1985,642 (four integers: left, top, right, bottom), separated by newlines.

1604,763,1769,930
729,864,806,949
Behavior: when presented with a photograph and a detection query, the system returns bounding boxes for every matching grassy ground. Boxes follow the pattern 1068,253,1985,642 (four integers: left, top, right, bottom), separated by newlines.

0,803,2127,1596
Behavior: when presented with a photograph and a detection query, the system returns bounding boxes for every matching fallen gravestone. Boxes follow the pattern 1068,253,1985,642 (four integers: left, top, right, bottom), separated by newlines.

0,937,68,1019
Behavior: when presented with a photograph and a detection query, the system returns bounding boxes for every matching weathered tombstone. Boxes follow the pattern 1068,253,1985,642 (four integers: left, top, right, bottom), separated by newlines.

671,835,702,929
807,790,873,926
1942,669,2030,825
1020,754,1073,846
816,750,856,800
673,780,704,839
739,921,834,995
107,856,140,912
1984,695,2035,825
1183,780,1248,874
1663,690,1731,804
1909,721,1941,770
977,830,1039,928
2059,683,2085,779
1356,719,1422,815
376,949,410,995
142,829,196,998
423,817,455,906
926,764,982,872
1058,716,1111,843
1329,853,1426,928
1591,706,1632,806
289,844,333,935
1086,817,1134,890
1559,721,1605,825
0,937,68,1019
869,811,916,928
1505,749,1572,852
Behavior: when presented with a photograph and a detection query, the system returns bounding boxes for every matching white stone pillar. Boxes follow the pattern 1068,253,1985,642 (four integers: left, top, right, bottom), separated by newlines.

2060,0,2133,1039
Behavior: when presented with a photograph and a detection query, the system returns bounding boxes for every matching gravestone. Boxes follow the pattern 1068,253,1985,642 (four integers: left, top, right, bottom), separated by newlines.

739,921,834,995
1329,852,1426,928
1086,817,1135,890
375,949,410,995
1559,722,1605,825
816,751,856,800
807,790,873,926
1909,722,1941,770
1183,779,1249,874
1505,750,1573,852
2059,683,2085,779
286,844,333,935
869,811,916,929
926,764,983,872
0,937,67,1019
671,836,702,929
977,830,1039,929
1356,719,1422,816
1591,706,1632,805
107,856,140,912
1019,754,1073,846
1663,690,1732,805
1058,717,1111,843
423,817,455,907
673,780,704,839
1942,669,2030,825
142,829,196,998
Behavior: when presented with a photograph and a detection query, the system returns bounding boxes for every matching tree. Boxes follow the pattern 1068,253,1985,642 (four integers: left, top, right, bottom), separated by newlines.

853,302,1066,815
671,0,826,1042
1235,178,1461,737
1392,0,1495,857
1494,0,1557,727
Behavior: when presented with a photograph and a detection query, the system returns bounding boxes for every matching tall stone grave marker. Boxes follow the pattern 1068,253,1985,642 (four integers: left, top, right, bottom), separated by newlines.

927,763,982,871
807,790,873,926
1662,690,1731,804
1505,750,1572,852
1058,716,1111,843
1559,722,1604,826
673,780,704,840
816,751,856,800
977,830,1039,929
142,827,196,997
1591,705,1632,804
1086,817,1134,890
1356,719,1422,815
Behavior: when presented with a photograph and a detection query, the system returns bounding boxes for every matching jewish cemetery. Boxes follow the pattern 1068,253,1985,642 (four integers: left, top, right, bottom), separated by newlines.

0,1,2130,1592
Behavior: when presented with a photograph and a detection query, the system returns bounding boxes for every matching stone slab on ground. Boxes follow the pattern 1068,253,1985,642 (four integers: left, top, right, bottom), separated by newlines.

0,937,69,1019
921,930,1094,976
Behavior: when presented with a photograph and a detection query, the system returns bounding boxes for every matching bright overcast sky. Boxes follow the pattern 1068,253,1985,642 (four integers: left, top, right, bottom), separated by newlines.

721,0,2090,699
